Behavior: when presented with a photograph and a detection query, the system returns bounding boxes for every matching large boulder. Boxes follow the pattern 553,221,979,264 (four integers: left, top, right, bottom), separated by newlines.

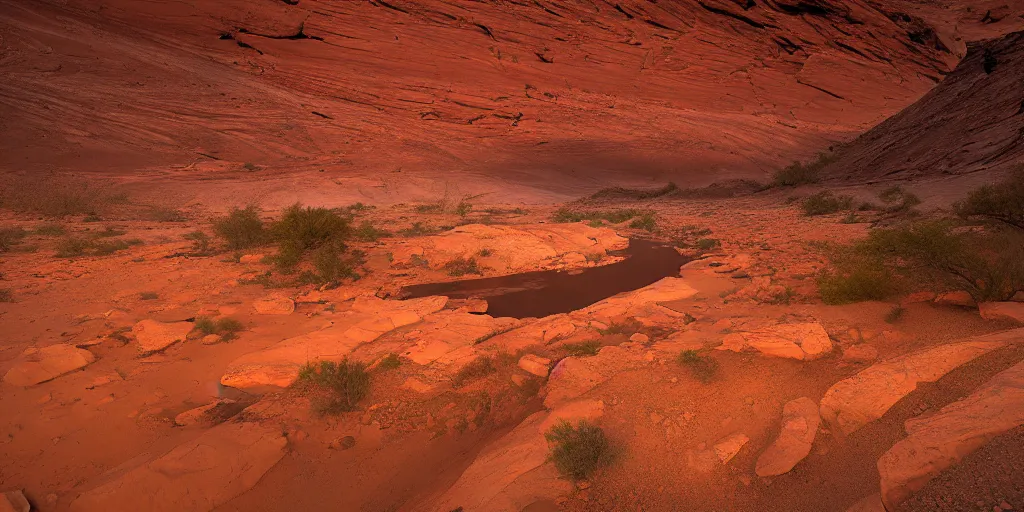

819,330,1020,435
252,294,295,315
717,323,833,360
221,296,447,390
132,319,193,353
3,344,96,387
877,360,1024,508
755,397,820,477
69,422,286,512
978,302,1024,324
390,224,627,274
430,399,604,512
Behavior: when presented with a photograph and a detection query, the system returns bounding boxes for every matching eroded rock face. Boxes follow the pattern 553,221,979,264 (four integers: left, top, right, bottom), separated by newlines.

132,319,193,353
717,323,833,360
979,302,1024,324
430,399,604,512
755,397,820,477
3,344,96,387
518,354,551,377
390,224,627,275
544,345,646,408
221,296,447,390
877,360,1024,508
819,331,1019,435
402,311,519,366
577,277,698,321
69,422,287,512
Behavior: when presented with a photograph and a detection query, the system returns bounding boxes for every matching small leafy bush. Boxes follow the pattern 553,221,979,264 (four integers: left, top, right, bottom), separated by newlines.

193,316,246,340
545,420,612,481
377,353,401,370
695,238,721,251
398,222,439,237
954,167,1024,230
444,257,482,277
353,220,391,242
0,288,12,303
296,359,370,415
213,206,267,250
878,185,921,213
801,191,854,216
771,152,836,187
628,212,657,231
184,230,213,255
34,224,66,236
677,350,719,383
885,305,905,324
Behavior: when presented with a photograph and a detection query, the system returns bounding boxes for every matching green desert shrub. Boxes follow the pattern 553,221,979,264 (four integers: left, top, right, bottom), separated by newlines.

376,353,402,371
771,152,836,187
677,350,719,383
545,420,612,481
954,167,1024,230
801,191,854,216
192,316,246,340
443,257,482,277
451,356,497,388
878,185,922,213
352,220,391,242
296,359,370,415
562,340,601,357
0,227,28,252
213,206,267,250
0,288,12,303
819,219,1024,303
628,212,657,231
183,230,213,255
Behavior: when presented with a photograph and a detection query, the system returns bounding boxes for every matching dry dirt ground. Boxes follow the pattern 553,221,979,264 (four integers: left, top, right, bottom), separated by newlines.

1,176,1022,512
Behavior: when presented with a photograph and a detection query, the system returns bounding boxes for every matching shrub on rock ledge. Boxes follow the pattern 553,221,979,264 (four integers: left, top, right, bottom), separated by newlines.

296,359,370,415
545,420,612,481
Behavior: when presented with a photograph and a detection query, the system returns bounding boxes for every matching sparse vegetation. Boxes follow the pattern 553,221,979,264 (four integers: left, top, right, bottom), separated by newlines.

352,220,391,242
477,248,493,257
628,212,657,231
192,316,246,340
587,182,678,201
562,340,601,357
376,353,402,370
954,167,1024,230
184,230,213,255
552,208,648,224
0,175,127,217
296,359,370,415
801,191,854,216
695,238,721,251
444,257,482,277
770,152,836,187
451,355,497,388
139,292,159,300
0,288,13,303
595,320,638,336
94,226,126,238
885,305,905,324
545,420,612,481
213,206,267,250
144,206,187,222
677,350,719,383
818,219,1024,304
0,227,28,252
34,224,66,236
308,244,361,284
878,185,922,214
398,222,440,237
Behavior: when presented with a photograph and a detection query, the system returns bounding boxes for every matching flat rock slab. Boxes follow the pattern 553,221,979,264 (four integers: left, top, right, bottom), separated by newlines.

431,399,603,512
578,277,698,320
70,422,286,512
979,302,1024,324
222,296,447,390
3,344,96,387
252,295,295,315
718,322,833,360
755,397,820,477
877,359,1024,508
132,319,193,353
819,330,1021,435
1,490,29,512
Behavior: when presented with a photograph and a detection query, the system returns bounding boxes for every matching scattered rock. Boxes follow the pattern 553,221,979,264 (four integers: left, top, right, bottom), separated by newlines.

1,490,29,512
201,334,222,345
3,344,96,387
329,436,356,450
238,254,264,264
69,422,287,512
402,377,435,394
713,433,749,464
877,359,1024,508
755,397,820,477
978,302,1024,324
819,332,1016,435
252,294,295,315
518,354,552,377
132,319,193,353
717,323,833,360
842,344,878,363
629,333,650,343
934,291,975,307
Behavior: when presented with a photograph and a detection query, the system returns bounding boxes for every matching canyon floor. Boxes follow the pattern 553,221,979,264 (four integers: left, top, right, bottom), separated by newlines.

1,175,1022,512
